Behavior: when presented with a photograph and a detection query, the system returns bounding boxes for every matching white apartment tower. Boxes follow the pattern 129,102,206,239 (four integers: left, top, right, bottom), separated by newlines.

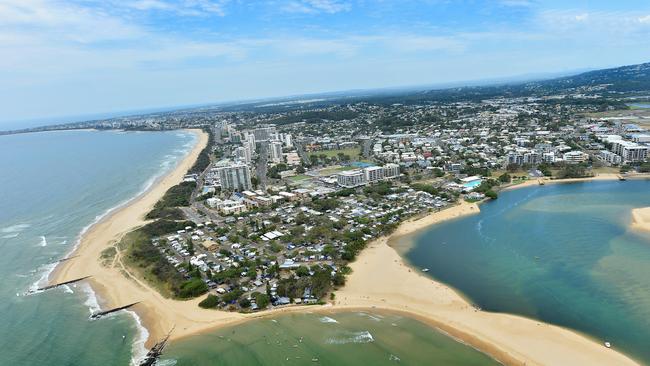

363,166,384,183
269,141,283,163
218,164,252,192
337,170,366,188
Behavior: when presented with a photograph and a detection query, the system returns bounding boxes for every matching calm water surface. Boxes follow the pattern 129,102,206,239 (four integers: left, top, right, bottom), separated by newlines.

406,180,650,364
628,103,650,109
162,312,500,366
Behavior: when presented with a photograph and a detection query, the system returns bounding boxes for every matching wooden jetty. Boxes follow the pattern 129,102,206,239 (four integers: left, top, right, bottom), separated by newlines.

90,302,140,320
33,276,91,293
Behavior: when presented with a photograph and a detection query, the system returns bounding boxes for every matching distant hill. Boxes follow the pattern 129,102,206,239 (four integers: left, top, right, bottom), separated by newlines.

218,62,650,112
531,62,650,93
358,61,650,105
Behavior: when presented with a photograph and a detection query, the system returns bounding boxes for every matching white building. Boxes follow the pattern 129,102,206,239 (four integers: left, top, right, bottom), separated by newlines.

363,166,384,183
337,170,366,188
252,126,276,142
269,141,283,163
563,151,589,164
207,198,247,215
382,163,400,179
612,140,648,163
280,133,293,147
217,163,252,191
631,134,650,144
234,146,251,164
598,150,622,165
523,152,540,165
245,138,256,154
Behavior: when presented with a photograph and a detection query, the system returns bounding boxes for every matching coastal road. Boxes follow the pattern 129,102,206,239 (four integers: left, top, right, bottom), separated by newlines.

294,141,309,165
361,138,373,159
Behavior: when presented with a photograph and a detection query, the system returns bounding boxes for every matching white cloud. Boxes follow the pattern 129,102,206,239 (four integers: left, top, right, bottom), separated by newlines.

0,0,144,43
283,0,351,14
499,0,534,7
125,0,230,16
128,0,175,11
574,13,589,22
538,9,650,33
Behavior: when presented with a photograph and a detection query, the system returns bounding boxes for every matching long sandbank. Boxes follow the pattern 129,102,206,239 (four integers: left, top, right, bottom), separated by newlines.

54,141,640,365
631,207,650,232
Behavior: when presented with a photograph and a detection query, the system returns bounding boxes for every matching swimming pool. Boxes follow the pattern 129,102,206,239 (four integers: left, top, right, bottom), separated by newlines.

462,179,482,189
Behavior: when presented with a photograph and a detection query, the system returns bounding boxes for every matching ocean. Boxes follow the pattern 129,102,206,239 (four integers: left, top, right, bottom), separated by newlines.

404,180,650,364
0,130,498,365
0,130,196,365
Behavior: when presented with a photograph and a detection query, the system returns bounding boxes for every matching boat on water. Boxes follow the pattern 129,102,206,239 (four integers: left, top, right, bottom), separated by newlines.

422,268,430,272
605,341,612,348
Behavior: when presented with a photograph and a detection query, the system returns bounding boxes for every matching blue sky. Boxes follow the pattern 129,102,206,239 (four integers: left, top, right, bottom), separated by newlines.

2,0,650,124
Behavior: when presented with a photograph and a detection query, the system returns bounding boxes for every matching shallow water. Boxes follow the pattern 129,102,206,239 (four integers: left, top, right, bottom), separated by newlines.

162,312,500,366
406,180,650,364
0,130,195,365
628,103,650,109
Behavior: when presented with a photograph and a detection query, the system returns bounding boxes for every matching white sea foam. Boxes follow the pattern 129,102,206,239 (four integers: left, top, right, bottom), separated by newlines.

81,282,102,315
62,285,74,294
357,312,382,321
39,236,47,247
319,316,338,323
2,233,19,239
1,223,30,233
127,310,150,366
157,360,177,366
326,331,374,345
26,262,58,294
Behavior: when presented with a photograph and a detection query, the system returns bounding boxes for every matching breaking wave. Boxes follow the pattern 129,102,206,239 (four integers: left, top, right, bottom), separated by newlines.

128,310,150,366
326,331,374,345
1,223,30,234
319,316,338,323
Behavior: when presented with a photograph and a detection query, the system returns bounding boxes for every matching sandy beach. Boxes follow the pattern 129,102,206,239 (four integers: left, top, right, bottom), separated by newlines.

53,140,641,365
52,129,247,346
501,172,621,191
334,236,639,366
631,207,650,232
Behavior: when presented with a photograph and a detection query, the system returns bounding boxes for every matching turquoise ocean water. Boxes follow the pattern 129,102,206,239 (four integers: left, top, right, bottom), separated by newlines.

0,130,196,365
405,180,650,364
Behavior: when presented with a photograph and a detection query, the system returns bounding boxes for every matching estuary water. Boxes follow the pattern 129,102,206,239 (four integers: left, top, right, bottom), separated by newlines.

628,102,650,109
0,130,196,365
405,180,650,364
162,312,500,366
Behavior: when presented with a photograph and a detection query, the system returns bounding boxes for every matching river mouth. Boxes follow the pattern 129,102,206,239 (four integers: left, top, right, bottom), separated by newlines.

403,180,650,364
161,311,501,366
